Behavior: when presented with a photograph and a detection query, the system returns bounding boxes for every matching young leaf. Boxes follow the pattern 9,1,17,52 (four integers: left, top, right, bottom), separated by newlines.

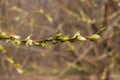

0,32,6,38
6,57,14,64
13,40,21,46
77,36,86,42
15,63,24,74
35,41,50,48
52,40,58,44
73,31,80,38
55,33,62,39
40,42,50,48
61,36,69,42
25,34,32,40
6,39,12,43
0,45,6,53
16,67,24,74
26,39,33,46
88,34,101,41
0,45,5,51
25,35,33,46
12,35,21,39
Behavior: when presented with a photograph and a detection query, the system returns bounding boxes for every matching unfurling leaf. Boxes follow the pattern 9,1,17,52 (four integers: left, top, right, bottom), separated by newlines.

25,35,33,46
12,35,21,39
25,35,32,40
13,40,21,46
26,39,33,46
35,41,50,48
73,31,80,38
88,34,101,41
73,31,86,42
40,42,50,48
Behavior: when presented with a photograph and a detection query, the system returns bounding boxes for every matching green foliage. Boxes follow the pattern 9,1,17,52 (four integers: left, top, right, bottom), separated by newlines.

39,42,50,48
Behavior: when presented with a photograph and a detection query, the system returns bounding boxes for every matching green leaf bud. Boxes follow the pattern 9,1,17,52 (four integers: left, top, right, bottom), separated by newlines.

0,32,6,38
77,36,86,42
55,33,62,39
88,34,101,41
13,40,21,46
61,36,69,42
52,40,58,44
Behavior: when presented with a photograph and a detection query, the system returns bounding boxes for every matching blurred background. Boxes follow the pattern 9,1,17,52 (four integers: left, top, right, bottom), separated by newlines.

0,0,120,80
